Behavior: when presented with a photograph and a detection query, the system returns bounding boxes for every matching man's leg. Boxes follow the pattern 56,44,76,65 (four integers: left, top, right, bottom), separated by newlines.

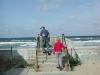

42,37,46,53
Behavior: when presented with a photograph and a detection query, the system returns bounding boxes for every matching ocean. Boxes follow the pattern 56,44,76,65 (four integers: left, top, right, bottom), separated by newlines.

0,36,100,50
66,36,100,46
0,37,36,50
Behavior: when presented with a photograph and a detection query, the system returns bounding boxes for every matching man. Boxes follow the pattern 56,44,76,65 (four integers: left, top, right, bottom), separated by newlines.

40,26,50,53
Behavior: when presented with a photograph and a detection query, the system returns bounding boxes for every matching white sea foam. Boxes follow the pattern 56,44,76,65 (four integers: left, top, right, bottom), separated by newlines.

0,42,36,44
74,38,81,40
74,40,100,43
65,38,100,47
20,43,36,47
73,40,100,47
0,42,37,47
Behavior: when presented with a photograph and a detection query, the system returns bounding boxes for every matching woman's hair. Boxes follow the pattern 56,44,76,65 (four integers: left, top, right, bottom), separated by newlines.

56,38,61,41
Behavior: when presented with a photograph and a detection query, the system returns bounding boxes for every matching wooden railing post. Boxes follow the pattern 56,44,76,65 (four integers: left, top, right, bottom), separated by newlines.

62,34,64,44
62,34,71,71
35,34,40,72
37,34,40,49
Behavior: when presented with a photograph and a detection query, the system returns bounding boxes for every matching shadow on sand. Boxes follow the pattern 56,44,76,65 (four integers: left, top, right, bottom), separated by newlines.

0,48,34,75
62,54,81,71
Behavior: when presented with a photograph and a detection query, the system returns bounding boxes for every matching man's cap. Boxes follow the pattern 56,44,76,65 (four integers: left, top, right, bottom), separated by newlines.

40,26,45,29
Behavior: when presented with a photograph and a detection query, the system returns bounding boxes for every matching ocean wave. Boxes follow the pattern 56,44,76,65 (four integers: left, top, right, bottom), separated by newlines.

68,37,100,41
0,42,36,44
74,40,100,43
19,43,36,47
0,42,37,49
73,38,81,39
73,40,100,46
11,40,33,42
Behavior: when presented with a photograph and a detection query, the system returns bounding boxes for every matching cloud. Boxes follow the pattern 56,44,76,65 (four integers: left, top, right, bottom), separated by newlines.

80,0,100,10
74,0,100,21
66,15,81,21
34,0,64,11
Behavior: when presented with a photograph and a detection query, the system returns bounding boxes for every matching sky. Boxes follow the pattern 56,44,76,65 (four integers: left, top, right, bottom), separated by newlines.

0,0,100,38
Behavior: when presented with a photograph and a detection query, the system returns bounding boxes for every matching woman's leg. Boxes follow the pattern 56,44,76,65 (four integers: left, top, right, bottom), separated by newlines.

59,53,62,67
56,53,59,67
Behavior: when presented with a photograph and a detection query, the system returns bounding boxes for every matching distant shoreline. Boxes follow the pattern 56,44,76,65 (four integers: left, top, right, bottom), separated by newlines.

0,35,100,39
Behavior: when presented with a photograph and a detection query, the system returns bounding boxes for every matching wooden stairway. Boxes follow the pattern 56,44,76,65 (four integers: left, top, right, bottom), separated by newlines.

38,51,61,72
36,36,68,72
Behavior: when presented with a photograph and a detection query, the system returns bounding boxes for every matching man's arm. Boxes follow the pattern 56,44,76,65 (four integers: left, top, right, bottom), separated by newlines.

47,30,49,36
52,44,56,55
40,30,43,36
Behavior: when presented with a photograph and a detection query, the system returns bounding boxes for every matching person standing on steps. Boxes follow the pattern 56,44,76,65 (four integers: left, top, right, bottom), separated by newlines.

53,38,64,71
40,26,50,54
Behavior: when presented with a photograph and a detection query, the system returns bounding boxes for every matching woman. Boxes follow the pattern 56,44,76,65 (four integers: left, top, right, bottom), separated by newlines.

53,38,64,70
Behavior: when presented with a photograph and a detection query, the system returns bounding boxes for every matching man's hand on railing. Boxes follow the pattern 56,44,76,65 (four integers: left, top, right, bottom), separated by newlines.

51,48,55,55
53,52,55,55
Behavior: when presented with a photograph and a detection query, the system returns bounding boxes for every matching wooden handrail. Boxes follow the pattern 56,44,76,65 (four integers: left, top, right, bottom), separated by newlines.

62,34,81,71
